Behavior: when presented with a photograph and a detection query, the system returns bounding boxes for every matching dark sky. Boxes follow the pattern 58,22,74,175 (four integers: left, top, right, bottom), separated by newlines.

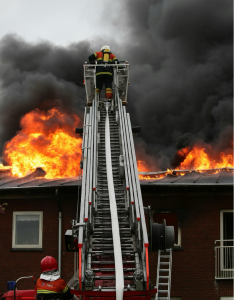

0,0,232,170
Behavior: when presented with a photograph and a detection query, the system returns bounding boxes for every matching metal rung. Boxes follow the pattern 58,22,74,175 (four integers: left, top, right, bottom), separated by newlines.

94,228,130,231
92,261,135,264
92,268,135,272
94,275,133,279
90,250,134,253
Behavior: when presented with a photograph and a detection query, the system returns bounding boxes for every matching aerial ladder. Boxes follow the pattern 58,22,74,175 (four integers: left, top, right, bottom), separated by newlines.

65,61,174,300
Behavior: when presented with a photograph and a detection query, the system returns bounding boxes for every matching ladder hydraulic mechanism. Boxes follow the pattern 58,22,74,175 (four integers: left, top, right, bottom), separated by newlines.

65,61,175,300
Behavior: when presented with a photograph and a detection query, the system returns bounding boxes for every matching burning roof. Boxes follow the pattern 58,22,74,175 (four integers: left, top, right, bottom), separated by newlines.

0,108,82,179
0,167,232,190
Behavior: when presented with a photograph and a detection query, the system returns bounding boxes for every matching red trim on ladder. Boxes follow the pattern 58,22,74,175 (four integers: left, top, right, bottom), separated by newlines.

79,247,82,290
145,245,149,290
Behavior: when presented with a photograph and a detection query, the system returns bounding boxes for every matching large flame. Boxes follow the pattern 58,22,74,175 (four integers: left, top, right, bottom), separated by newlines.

0,108,82,179
176,145,233,170
138,144,233,180
1,109,233,181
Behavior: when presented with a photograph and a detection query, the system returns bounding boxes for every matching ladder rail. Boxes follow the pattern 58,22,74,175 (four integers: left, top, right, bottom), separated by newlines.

168,248,173,299
78,112,90,246
126,111,149,247
84,106,93,221
92,96,98,210
116,90,130,202
117,96,136,230
120,99,141,221
155,250,161,300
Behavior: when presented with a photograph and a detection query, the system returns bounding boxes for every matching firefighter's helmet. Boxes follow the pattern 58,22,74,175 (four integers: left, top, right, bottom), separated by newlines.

101,45,110,51
41,256,58,272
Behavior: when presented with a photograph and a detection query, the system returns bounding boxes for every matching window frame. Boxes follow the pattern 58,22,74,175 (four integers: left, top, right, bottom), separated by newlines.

12,211,43,249
220,209,233,242
153,210,182,248
219,209,234,272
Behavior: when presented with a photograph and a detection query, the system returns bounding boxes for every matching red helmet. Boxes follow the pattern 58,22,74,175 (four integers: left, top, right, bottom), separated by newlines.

41,256,58,272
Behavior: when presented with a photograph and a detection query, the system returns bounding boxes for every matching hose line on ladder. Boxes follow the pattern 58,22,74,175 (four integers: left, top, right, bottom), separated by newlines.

105,104,124,300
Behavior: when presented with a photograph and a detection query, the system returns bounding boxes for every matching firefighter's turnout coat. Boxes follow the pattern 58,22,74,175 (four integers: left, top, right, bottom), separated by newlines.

36,272,72,300
88,50,118,76
88,50,118,99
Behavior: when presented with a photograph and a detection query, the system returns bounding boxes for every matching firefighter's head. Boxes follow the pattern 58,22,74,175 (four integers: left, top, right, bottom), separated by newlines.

101,45,110,51
41,256,58,273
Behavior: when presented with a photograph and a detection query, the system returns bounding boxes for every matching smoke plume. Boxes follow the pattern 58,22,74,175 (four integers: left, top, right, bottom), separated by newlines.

0,35,92,154
118,0,233,170
0,0,233,171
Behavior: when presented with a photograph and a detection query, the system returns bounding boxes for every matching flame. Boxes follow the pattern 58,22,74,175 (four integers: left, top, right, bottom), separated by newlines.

137,160,167,180
137,160,148,173
138,173,165,180
0,164,12,170
138,144,233,180
0,108,82,179
177,145,233,170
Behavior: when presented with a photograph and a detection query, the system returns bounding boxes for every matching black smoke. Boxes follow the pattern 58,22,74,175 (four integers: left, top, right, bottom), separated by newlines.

122,0,233,170
0,0,233,170
0,35,93,154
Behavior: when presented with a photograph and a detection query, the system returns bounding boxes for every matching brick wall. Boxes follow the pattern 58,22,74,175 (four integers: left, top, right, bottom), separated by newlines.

0,195,77,293
0,188,233,300
144,191,233,300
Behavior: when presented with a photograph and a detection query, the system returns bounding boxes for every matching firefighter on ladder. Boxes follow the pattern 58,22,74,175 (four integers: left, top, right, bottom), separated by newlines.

88,45,118,99
36,256,74,300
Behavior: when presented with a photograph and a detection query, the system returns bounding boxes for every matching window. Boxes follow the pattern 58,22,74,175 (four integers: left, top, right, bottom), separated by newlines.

12,212,43,249
220,297,234,300
153,212,181,247
219,210,233,271
220,210,233,245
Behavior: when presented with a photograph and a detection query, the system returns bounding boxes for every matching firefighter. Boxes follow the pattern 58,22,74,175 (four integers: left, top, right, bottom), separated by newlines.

88,45,118,99
36,256,73,300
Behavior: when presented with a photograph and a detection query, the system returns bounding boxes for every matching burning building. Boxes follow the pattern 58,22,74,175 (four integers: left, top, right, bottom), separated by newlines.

0,161,233,299
0,2,233,295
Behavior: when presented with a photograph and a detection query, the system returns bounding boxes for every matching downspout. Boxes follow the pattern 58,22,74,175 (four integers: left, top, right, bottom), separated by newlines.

56,189,62,275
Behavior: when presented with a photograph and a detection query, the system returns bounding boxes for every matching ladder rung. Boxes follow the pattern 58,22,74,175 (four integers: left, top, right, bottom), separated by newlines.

92,261,135,264
94,275,133,279
92,268,136,272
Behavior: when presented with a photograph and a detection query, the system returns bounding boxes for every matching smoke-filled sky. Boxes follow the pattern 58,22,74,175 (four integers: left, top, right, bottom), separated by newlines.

0,0,233,170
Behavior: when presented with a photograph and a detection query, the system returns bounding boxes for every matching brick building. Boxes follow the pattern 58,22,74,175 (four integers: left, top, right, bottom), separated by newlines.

0,169,233,300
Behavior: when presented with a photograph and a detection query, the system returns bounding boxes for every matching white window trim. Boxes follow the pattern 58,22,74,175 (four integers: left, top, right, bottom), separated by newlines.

220,209,233,241
175,226,181,247
220,297,234,300
220,209,234,271
12,211,43,248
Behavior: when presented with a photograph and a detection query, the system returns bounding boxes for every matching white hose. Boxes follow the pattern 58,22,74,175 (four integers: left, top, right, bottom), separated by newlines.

105,106,124,300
